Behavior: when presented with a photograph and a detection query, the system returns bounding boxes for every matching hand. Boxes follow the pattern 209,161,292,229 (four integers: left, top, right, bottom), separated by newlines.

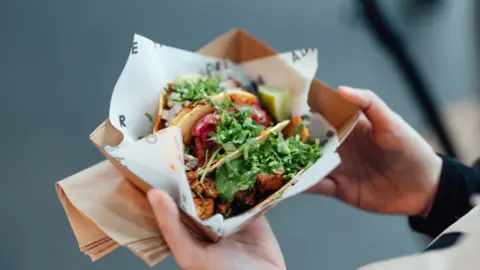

147,189,286,270
308,86,443,216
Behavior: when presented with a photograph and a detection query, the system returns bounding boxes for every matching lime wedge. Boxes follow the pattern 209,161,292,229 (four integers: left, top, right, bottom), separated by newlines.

258,85,291,122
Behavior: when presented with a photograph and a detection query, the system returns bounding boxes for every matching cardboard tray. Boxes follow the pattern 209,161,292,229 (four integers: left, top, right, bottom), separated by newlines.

89,28,360,242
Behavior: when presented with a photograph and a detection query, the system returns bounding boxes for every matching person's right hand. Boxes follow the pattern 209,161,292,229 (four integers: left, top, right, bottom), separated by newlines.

307,86,443,217
147,189,285,270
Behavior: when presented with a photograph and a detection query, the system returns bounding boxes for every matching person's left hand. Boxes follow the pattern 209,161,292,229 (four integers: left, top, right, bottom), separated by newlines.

147,189,286,270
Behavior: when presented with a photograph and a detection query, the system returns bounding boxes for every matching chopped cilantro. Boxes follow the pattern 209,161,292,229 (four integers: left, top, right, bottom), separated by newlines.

209,95,235,111
208,97,266,151
200,147,221,184
215,158,257,202
214,129,322,202
203,149,210,169
168,77,223,104
222,142,236,153
247,132,322,180
144,112,153,122
196,190,204,201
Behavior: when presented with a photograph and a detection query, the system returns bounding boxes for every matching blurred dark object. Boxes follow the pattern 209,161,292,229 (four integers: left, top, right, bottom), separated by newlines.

403,0,444,15
400,0,444,21
358,0,458,158
473,157,480,169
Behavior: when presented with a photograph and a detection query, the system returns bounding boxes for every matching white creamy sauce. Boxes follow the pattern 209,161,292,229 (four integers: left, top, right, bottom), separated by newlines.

184,154,199,171
161,102,183,126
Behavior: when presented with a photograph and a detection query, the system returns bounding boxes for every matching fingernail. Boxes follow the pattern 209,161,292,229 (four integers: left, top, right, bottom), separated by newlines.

147,189,160,205
148,189,177,213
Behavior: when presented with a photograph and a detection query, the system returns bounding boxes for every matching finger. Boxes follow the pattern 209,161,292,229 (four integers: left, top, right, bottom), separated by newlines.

230,216,275,244
338,86,398,130
147,189,204,267
305,177,337,197
244,216,284,258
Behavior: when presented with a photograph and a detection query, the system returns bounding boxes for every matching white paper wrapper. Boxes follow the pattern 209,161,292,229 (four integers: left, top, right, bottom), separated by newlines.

105,34,342,237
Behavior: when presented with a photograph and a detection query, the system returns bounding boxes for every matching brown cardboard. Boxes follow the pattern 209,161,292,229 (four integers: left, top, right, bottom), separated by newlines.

57,161,169,265
92,29,359,236
58,28,361,266
89,28,360,240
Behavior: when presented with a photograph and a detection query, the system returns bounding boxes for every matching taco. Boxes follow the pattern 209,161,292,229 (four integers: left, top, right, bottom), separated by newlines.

153,75,243,132
154,73,282,168
178,89,278,171
188,117,322,220
155,75,321,219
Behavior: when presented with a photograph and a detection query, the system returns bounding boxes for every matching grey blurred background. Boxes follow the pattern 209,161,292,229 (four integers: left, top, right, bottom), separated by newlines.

1,0,479,269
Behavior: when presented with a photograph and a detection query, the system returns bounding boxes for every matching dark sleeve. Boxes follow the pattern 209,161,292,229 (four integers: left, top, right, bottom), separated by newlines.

408,155,480,239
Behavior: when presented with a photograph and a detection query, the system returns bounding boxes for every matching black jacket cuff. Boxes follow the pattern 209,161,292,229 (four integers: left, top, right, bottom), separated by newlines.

408,155,480,238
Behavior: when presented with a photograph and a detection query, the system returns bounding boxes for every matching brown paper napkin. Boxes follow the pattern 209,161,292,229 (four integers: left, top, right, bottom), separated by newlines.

56,160,203,266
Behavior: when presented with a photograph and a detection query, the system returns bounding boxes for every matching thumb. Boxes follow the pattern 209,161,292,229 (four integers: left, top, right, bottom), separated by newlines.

338,86,399,130
147,189,205,267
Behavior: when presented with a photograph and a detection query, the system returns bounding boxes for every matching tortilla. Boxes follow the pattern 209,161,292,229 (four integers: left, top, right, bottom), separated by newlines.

152,74,207,133
153,75,252,135
188,117,319,220
170,90,261,145
153,89,169,132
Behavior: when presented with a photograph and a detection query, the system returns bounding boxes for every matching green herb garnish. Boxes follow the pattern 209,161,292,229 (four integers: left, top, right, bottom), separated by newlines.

248,133,322,180
214,130,322,202
196,190,204,201
169,77,222,104
222,142,236,153
144,112,153,122
208,97,267,151
199,147,221,184
215,158,257,202
225,208,232,218
201,149,209,170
